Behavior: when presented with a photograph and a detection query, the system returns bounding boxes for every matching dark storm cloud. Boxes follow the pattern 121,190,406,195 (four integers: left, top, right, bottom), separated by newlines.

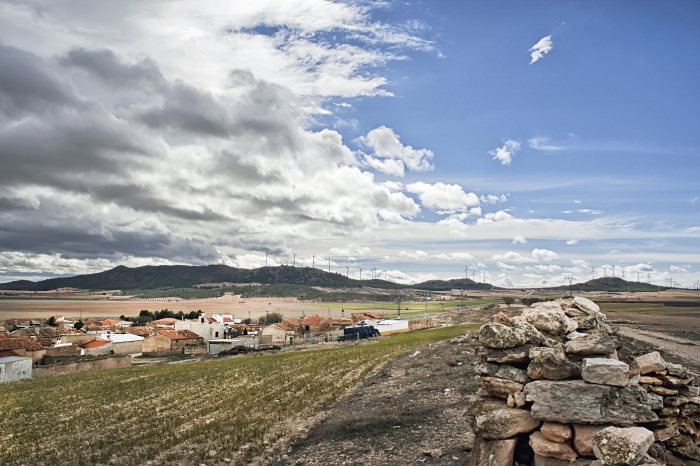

0,208,219,263
0,43,79,116
59,47,166,90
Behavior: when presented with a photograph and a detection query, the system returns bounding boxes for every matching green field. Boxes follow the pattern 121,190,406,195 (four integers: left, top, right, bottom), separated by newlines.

0,325,475,466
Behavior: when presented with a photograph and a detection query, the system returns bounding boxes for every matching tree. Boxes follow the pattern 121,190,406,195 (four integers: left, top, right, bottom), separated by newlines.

502,297,515,306
46,316,57,327
74,320,84,331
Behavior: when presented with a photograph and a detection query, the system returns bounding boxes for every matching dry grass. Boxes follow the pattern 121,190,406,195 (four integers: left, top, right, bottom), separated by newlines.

0,326,474,466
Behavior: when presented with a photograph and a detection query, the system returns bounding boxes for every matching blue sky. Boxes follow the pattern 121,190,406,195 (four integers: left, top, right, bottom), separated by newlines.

0,1,698,287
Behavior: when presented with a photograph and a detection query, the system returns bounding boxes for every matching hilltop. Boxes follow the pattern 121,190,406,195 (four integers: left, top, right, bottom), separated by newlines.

551,276,667,293
0,264,488,293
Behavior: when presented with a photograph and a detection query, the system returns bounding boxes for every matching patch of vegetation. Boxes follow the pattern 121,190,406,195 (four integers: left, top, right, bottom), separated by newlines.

0,325,474,466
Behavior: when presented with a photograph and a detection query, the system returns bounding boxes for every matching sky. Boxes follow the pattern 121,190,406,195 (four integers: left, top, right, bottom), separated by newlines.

0,0,699,288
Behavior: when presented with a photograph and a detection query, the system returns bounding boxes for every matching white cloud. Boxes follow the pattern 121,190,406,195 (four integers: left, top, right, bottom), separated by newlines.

609,250,621,254
561,210,573,214
532,248,558,262
398,250,429,261
512,235,528,244
406,182,478,212
571,259,589,268
566,240,579,245
529,35,553,64
480,194,508,204
329,244,371,257
573,200,582,204
525,264,561,273
489,140,520,165
477,210,514,224
528,137,565,151
359,126,434,176
430,252,475,261
670,265,689,273
497,262,518,270
579,209,603,215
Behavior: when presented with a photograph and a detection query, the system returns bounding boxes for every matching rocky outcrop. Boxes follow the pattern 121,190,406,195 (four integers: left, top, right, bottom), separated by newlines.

465,296,700,466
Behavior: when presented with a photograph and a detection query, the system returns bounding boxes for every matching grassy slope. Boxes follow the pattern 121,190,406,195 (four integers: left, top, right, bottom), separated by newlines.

0,325,475,466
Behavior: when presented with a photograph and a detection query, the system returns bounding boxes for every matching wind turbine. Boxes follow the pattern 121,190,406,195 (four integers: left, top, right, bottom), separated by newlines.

636,272,641,283
622,269,625,281
265,251,268,267
602,266,608,278
328,257,331,273
647,273,651,284
358,266,363,283
465,265,469,280
612,265,616,278
346,264,350,278
566,275,574,297
293,252,296,267
312,252,315,269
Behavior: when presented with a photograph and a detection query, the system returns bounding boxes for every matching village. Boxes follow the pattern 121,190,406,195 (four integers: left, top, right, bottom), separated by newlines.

0,309,434,383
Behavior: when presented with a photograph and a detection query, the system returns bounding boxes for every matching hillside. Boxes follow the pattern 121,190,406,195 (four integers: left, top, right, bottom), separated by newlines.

0,264,490,293
552,277,667,292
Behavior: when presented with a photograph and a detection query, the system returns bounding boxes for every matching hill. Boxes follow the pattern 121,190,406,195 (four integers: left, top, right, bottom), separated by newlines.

0,264,491,293
552,277,666,292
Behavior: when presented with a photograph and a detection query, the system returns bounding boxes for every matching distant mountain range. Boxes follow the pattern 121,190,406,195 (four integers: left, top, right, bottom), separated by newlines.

0,265,670,294
0,264,487,292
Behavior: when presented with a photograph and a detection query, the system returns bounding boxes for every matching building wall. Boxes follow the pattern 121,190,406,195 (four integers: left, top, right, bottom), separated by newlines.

0,357,32,383
142,334,171,354
32,356,131,378
174,322,226,342
83,342,114,356
183,345,207,355
111,340,143,355
27,349,46,364
59,334,97,345
45,345,80,357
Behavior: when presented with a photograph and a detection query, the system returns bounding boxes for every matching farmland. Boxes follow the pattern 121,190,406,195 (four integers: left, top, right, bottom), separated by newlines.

0,325,474,466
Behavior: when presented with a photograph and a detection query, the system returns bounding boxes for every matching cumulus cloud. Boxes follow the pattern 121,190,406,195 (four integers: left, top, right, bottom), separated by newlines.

329,244,371,257
497,262,518,270
529,35,553,64
406,182,478,212
492,248,558,263
359,126,434,176
670,265,689,273
512,235,528,244
489,140,521,165
430,252,475,261
566,240,579,245
399,250,429,261
480,194,508,204
477,210,513,224
528,137,564,151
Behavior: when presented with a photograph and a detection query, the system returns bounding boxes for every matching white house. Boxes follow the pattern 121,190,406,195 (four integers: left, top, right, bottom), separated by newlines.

0,356,32,383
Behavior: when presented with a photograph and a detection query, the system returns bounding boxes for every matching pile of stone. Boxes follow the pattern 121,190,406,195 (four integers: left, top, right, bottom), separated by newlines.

467,296,700,466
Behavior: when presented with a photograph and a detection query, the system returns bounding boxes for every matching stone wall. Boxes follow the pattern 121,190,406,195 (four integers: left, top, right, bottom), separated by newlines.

45,345,80,357
182,344,207,355
466,297,700,466
33,355,131,378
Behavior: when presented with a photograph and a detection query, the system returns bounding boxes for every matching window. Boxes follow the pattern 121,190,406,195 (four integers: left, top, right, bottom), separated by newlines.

215,332,219,338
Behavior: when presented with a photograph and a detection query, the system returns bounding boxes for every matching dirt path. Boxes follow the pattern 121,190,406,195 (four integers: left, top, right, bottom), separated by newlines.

265,333,479,466
616,327,700,372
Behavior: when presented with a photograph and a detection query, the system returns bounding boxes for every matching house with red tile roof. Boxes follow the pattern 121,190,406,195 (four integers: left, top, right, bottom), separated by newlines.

0,337,47,364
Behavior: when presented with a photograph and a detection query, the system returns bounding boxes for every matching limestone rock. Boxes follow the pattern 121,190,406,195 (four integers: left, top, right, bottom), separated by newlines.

478,376,524,400
524,380,659,424
528,347,581,380
476,408,541,439
567,331,588,340
653,424,679,442
638,376,662,386
635,352,666,375
662,375,693,388
496,364,530,384
581,358,630,387
686,385,700,396
669,442,700,461
522,302,578,335
647,385,677,396
535,455,595,465
529,431,578,461
469,438,517,466
541,421,572,443
565,332,615,356
574,424,610,456
475,362,499,376
479,323,529,349
574,296,600,314
475,344,535,364
665,362,689,378
512,391,527,408
592,426,655,466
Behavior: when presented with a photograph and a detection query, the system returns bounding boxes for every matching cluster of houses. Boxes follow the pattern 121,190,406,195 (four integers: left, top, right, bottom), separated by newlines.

0,310,424,383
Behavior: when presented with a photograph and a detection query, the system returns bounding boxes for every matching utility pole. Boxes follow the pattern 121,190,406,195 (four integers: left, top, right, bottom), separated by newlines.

265,251,268,267
384,271,387,282
566,276,574,297
312,252,315,269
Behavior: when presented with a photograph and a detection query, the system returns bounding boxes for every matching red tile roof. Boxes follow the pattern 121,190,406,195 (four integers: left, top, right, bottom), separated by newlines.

81,339,109,349
126,327,152,336
102,319,120,326
303,315,327,325
157,329,202,341
0,336,45,351
152,318,178,325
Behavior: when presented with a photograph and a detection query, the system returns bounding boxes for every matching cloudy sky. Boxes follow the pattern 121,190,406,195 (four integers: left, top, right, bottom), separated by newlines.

1,1,699,288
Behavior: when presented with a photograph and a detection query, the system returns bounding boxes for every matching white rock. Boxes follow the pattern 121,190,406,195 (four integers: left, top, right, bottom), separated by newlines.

522,303,578,335
634,352,666,375
592,426,654,466
574,296,600,314
581,358,630,387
